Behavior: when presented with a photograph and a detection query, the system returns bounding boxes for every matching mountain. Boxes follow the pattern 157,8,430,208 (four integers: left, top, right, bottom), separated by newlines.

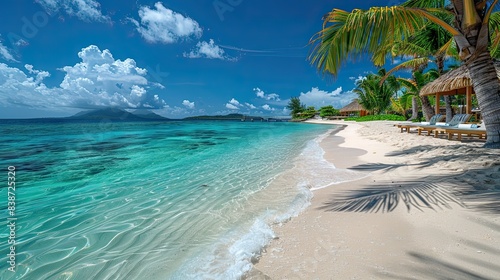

69,108,169,121
131,109,168,120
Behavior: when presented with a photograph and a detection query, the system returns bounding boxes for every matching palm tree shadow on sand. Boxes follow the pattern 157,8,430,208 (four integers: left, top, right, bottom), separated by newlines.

319,177,466,213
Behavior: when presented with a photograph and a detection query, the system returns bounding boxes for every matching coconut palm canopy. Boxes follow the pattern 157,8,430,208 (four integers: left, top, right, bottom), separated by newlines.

339,99,364,112
308,0,500,147
420,61,500,96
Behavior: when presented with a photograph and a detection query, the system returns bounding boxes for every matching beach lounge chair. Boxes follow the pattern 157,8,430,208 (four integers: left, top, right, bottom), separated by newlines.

432,123,486,140
416,114,472,136
397,114,444,133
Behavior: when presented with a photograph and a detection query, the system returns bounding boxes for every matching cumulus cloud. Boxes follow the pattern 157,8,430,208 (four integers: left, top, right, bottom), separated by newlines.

25,64,50,81
225,103,239,110
228,98,241,106
225,98,243,110
36,0,110,22
0,39,17,62
0,63,56,108
253,87,280,101
0,45,167,110
262,104,274,111
182,99,195,109
130,2,202,44
244,102,256,109
298,87,357,109
184,39,234,61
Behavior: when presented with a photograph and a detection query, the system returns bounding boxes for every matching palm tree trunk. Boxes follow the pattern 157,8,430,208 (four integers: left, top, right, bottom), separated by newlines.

409,96,419,120
467,51,500,147
443,95,453,122
419,95,434,121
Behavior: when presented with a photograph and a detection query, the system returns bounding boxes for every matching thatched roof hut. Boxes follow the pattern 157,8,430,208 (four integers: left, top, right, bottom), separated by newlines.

339,99,367,116
420,64,470,97
420,60,500,115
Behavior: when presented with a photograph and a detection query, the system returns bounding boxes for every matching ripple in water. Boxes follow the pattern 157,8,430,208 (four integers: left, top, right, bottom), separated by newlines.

0,120,364,279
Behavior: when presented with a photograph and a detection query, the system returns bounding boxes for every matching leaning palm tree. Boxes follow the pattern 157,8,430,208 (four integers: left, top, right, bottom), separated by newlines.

310,0,500,147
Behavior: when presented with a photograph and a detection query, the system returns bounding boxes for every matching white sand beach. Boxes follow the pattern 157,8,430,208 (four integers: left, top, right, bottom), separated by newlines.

253,120,500,279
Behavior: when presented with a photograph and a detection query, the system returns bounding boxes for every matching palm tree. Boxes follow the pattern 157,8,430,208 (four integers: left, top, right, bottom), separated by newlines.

380,20,457,121
391,92,413,119
353,78,378,115
353,68,401,114
309,0,500,147
397,69,440,119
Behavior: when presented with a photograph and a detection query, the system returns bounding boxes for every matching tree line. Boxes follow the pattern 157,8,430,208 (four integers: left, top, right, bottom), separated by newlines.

286,97,339,119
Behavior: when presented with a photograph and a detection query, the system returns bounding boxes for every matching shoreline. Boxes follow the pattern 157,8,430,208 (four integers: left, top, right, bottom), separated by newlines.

251,120,500,279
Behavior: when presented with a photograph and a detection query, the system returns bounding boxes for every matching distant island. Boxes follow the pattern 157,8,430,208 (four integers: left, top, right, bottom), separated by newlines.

0,108,289,122
68,108,169,121
71,109,275,121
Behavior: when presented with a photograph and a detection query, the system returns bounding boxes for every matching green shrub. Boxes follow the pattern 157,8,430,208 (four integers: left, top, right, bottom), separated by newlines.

345,114,406,122
319,105,340,117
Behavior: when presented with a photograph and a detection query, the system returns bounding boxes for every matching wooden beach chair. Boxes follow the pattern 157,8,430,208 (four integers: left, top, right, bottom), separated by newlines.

397,114,444,133
415,114,472,136
432,124,486,141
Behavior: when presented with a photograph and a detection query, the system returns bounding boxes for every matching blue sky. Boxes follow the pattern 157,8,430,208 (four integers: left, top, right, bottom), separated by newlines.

0,0,395,119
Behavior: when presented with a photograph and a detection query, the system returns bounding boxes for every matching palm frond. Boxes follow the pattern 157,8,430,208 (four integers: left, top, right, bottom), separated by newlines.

384,57,432,80
309,6,460,77
483,0,500,24
401,0,447,8
393,41,432,57
489,11,500,57
437,37,458,57
397,77,419,93
309,7,428,77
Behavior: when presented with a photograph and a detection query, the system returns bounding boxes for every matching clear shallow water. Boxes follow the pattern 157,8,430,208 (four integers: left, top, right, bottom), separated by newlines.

0,120,363,279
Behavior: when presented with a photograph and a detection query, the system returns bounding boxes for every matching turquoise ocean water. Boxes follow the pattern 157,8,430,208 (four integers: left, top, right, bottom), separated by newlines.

0,120,362,279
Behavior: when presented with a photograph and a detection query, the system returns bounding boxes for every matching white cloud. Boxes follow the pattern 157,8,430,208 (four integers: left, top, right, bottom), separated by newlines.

184,39,234,61
0,39,17,62
36,0,110,22
154,105,191,118
253,87,280,101
349,76,367,85
244,102,256,109
130,2,202,44
225,98,243,110
298,87,356,109
225,103,239,110
14,39,29,47
25,64,50,82
262,104,274,111
0,45,167,110
182,99,195,109
228,98,241,107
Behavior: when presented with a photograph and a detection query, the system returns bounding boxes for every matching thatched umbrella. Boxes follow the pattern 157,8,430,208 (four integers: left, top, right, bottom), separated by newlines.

339,99,367,116
420,61,500,115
